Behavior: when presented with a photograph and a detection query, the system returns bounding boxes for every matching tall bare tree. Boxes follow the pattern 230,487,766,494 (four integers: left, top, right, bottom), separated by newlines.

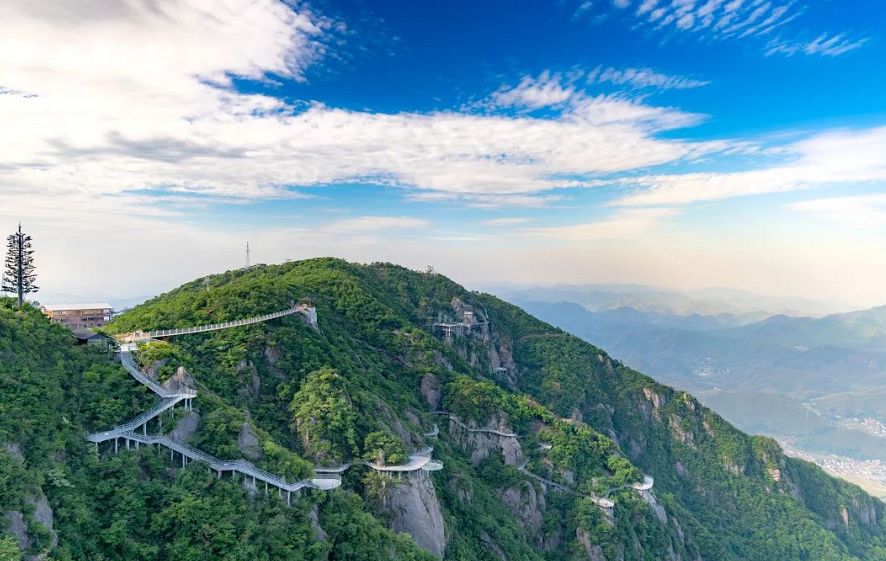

2,223,38,306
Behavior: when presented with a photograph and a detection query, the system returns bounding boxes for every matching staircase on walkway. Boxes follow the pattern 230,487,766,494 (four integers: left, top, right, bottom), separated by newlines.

87,305,442,507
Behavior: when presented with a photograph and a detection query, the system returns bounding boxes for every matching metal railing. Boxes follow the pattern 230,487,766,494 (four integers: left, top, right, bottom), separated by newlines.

127,434,341,492
115,305,314,343
437,411,518,437
89,305,444,503
119,349,195,398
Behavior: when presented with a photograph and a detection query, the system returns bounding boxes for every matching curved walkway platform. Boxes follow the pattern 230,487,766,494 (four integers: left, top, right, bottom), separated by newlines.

119,346,196,398
129,433,341,496
87,307,442,507
436,411,518,437
438,411,652,509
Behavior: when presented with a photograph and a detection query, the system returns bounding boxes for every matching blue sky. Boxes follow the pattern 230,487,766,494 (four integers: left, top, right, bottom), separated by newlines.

289,0,884,134
0,0,884,309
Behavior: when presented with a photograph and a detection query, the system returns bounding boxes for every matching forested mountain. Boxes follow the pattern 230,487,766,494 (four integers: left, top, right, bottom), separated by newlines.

3,258,886,560
517,300,886,462
726,307,886,353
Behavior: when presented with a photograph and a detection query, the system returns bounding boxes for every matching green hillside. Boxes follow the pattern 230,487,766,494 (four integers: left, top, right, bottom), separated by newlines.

4,258,886,560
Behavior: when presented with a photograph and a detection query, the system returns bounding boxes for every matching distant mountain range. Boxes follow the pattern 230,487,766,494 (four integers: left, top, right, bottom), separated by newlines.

512,298,886,462
488,282,851,318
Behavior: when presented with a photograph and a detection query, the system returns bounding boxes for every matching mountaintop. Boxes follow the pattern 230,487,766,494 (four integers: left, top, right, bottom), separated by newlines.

2,258,886,560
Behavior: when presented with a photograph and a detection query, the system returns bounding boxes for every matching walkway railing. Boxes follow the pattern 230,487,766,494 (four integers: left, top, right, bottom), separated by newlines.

438,411,651,509
86,396,185,443
128,433,341,494
115,305,315,344
88,306,441,507
437,411,518,437
120,348,195,398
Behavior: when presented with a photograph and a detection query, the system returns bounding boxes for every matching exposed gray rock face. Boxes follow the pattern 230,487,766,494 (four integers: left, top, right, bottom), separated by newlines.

162,366,195,393
480,532,507,560
236,359,261,395
170,411,200,442
27,493,58,552
433,351,453,372
4,442,23,461
4,493,58,560
264,345,281,365
674,462,687,478
250,370,261,396
145,358,167,380
6,510,28,550
237,423,263,461
386,475,446,558
576,528,607,561
488,337,517,387
641,387,665,423
501,480,545,531
639,489,667,524
668,416,696,450
308,504,328,542
420,374,441,410
375,400,421,449
449,414,523,467
542,524,563,551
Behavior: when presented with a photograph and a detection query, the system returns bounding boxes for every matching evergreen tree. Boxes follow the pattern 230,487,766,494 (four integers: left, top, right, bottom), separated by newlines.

2,223,38,307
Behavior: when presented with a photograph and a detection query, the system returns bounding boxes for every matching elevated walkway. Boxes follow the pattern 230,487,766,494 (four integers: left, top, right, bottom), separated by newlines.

87,306,442,507
119,347,196,398
128,433,341,497
436,411,653,509
115,304,315,344
86,395,188,443
436,411,518,437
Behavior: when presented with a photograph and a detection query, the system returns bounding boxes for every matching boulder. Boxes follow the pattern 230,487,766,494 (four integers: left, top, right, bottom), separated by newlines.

170,411,200,442
501,480,545,531
576,528,607,561
386,475,446,558
420,374,442,410
162,366,195,394
237,423,263,461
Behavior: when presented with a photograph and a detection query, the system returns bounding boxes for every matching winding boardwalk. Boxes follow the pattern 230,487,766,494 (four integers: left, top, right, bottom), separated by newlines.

120,345,196,398
439,411,652,509
87,306,442,506
436,411,518,437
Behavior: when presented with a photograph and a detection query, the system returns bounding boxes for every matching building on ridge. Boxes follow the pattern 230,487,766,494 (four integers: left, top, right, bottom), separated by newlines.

43,303,114,330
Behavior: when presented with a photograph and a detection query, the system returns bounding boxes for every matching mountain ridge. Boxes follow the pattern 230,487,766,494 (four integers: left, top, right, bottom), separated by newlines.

3,258,885,560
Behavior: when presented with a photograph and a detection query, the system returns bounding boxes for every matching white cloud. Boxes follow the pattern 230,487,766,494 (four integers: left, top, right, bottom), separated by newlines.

524,207,678,240
613,127,886,206
790,194,886,227
487,70,707,131
1,5,723,217
406,192,565,209
324,216,430,232
626,0,863,56
765,33,869,57
587,66,710,90
480,217,532,226
489,71,578,109
636,0,659,16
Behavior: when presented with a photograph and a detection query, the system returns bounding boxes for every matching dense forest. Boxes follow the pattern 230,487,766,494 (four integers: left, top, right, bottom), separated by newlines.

3,258,886,560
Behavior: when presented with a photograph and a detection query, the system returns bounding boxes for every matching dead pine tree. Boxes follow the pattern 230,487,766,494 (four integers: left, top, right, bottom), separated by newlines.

2,223,38,307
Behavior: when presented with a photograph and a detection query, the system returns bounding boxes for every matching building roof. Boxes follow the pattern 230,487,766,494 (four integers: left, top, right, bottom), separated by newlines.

71,329,110,341
44,303,113,311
